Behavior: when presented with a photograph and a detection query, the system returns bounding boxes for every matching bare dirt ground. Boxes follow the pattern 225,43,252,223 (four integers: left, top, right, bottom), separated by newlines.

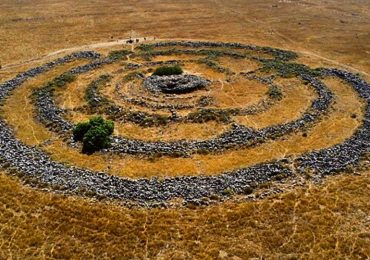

0,0,370,258
1,0,369,75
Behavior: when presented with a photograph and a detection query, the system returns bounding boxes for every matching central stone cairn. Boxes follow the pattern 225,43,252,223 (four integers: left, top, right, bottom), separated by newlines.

144,74,210,94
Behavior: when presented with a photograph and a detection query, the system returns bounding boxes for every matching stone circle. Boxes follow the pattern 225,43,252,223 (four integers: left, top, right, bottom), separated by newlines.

0,41,369,207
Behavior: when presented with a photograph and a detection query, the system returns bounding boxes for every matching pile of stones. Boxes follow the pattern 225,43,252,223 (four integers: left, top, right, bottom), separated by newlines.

148,41,298,61
144,74,210,94
115,72,280,114
34,86,74,134
115,73,204,110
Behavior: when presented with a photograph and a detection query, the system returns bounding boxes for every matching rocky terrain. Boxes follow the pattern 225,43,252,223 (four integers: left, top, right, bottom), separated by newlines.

1,42,369,207
1,1,370,258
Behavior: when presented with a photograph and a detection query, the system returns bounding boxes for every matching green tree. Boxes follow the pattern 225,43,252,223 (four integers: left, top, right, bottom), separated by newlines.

73,121,91,141
72,116,114,154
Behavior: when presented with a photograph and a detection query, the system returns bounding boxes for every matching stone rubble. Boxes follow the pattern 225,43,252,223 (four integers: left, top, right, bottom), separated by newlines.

0,43,369,206
33,64,333,156
144,74,210,94
106,73,334,156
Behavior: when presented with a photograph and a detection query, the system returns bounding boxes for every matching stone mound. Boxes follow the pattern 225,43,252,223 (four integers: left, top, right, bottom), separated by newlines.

144,74,210,94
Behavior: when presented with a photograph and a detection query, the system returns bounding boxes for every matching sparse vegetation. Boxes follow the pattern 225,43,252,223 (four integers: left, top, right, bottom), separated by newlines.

40,72,76,92
1,2,369,257
197,57,233,74
261,60,321,78
73,116,114,154
124,112,170,127
108,49,132,60
267,85,283,100
85,74,112,107
187,108,230,123
152,64,183,76
138,44,154,53
260,46,298,61
122,71,142,82
1,169,369,258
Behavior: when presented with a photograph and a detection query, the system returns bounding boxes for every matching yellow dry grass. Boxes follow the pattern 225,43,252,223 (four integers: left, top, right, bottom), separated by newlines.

217,56,260,74
152,54,206,62
210,78,267,109
1,0,370,258
1,60,87,146
0,169,369,259
55,63,124,110
1,0,369,75
183,62,227,81
70,112,229,142
235,77,315,128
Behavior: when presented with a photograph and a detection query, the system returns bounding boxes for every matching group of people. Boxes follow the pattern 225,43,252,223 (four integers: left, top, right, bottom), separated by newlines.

125,36,154,44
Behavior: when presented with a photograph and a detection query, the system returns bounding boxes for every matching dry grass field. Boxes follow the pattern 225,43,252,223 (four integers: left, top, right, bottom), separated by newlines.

1,169,369,259
1,0,370,258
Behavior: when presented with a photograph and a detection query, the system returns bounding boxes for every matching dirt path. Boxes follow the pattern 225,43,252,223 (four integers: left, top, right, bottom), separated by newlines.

299,50,370,77
47,36,154,56
1,35,369,78
0,36,155,71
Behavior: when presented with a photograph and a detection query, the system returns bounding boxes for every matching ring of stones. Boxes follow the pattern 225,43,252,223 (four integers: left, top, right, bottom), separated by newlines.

0,41,369,208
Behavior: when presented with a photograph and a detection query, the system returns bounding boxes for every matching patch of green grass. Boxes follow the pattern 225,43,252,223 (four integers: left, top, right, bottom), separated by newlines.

197,57,232,74
85,74,112,107
261,60,321,78
260,46,298,61
267,85,283,100
122,72,141,82
187,109,231,123
41,72,76,91
152,65,183,76
138,44,154,53
108,49,133,60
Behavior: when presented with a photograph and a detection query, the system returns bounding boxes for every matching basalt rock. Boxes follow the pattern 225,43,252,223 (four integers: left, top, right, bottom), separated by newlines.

0,43,369,207
144,74,210,94
32,55,333,157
